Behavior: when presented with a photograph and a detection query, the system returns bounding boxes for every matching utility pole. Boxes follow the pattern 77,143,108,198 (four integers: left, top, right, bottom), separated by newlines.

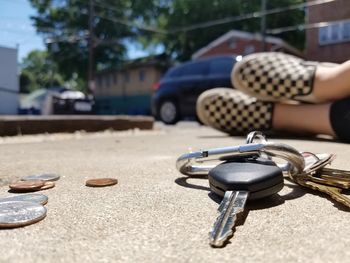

88,0,95,94
260,0,267,52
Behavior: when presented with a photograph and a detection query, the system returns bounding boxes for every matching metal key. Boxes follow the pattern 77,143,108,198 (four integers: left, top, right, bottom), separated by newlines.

301,152,350,188
208,157,284,247
302,181,350,207
317,168,350,188
293,152,350,208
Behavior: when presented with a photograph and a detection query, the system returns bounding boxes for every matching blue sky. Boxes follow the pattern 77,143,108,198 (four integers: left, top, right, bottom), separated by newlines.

0,0,44,61
0,0,150,62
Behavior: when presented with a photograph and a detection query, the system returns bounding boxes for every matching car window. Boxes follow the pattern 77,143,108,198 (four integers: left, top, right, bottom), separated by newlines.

179,61,208,76
209,57,235,75
22,89,47,104
164,66,182,78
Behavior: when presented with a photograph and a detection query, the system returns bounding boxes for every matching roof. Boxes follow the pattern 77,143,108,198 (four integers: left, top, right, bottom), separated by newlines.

96,53,170,76
192,30,303,59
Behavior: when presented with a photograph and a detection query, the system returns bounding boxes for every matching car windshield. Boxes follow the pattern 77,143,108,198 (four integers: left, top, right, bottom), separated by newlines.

209,57,235,75
164,66,182,78
21,89,48,108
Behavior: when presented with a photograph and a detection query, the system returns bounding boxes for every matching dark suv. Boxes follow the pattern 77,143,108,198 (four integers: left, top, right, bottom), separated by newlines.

152,55,239,124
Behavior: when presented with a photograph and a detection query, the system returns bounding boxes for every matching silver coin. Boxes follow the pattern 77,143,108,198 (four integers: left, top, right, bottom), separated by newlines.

0,201,47,228
0,194,48,205
22,173,60,182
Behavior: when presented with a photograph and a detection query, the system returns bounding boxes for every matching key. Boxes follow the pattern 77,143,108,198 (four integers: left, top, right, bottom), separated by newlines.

293,152,350,208
301,180,350,208
300,152,350,189
208,157,284,247
301,152,350,187
319,168,350,188
299,152,350,189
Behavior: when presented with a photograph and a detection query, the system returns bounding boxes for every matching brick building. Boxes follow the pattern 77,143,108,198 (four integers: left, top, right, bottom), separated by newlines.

306,0,350,63
192,30,303,59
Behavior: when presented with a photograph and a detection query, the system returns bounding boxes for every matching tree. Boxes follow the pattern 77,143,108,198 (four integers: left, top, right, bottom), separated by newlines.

29,0,306,89
29,0,159,91
149,0,305,61
20,50,64,93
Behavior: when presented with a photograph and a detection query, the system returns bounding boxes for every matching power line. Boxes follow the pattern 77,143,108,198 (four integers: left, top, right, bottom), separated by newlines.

267,18,350,35
95,12,168,34
91,0,336,34
3,0,341,47
169,0,336,33
1,0,338,38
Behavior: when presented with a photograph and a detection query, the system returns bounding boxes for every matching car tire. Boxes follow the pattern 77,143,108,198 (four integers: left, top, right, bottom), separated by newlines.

158,100,179,125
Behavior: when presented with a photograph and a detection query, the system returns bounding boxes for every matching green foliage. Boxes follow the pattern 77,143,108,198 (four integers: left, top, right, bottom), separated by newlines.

20,50,64,93
29,0,306,88
29,0,159,90
152,0,305,61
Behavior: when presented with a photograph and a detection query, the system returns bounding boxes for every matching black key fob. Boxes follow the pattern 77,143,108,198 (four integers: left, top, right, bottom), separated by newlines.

208,158,284,200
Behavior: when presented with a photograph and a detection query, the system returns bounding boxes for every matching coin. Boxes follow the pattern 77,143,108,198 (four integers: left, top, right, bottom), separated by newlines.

0,194,48,205
40,181,55,190
21,173,60,182
9,180,45,192
0,201,47,228
85,178,118,187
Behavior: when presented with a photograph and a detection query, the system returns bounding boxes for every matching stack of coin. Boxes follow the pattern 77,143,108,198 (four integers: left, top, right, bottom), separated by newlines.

9,173,60,193
1,173,60,228
21,174,60,182
0,194,48,228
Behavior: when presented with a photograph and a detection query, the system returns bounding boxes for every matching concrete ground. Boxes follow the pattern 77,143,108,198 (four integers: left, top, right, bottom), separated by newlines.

0,122,349,263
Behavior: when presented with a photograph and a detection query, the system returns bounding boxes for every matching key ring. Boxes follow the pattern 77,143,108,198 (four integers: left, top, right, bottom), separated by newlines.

176,131,305,177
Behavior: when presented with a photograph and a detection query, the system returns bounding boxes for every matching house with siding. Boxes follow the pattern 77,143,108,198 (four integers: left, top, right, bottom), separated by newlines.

94,54,169,115
0,45,19,114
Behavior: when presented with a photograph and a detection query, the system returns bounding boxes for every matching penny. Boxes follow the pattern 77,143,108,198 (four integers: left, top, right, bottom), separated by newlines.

39,181,55,190
0,194,48,205
22,173,60,182
0,201,47,228
9,180,45,192
85,178,118,187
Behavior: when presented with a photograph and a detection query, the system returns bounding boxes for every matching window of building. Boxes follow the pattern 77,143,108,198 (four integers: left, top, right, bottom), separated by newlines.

139,69,145,82
319,20,350,45
105,74,111,87
124,72,130,83
97,76,102,88
343,23,350,40
331,24,340,41
228,37,237,48
319,27,328,43
244,45,255,55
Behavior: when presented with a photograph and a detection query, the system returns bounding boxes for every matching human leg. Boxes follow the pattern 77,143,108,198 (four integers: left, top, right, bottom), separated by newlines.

313,60,350,102
197,88,350,142
272,103,335,136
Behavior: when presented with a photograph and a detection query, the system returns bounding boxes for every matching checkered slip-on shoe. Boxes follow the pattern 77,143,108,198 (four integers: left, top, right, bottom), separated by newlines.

196,88,274,135
232,52,337,103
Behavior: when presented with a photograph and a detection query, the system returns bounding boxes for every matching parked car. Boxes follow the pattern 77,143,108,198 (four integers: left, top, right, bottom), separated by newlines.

19,87,94,115
151,55,240,124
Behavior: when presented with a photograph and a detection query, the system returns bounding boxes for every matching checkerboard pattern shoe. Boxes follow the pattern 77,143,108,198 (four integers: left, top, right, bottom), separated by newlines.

232,52,322,103
196,88,274,135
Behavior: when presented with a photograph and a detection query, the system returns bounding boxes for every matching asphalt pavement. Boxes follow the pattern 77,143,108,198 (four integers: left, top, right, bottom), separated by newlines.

0,122,349,263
